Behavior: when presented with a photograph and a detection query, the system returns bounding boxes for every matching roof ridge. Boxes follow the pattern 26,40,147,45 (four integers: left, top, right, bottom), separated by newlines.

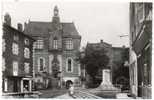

29,21,51,23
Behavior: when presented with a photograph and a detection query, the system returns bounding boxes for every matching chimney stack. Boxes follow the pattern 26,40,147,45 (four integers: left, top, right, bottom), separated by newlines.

17,23,23,32
4,13,11,26
122,45,126,49
100,39,103,43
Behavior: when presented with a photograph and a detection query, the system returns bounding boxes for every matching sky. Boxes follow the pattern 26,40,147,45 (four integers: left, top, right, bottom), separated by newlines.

2,0,129,48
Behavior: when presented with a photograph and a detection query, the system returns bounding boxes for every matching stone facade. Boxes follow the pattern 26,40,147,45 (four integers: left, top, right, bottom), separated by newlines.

24,6,81,89
2,14,35,93
129,3,152,98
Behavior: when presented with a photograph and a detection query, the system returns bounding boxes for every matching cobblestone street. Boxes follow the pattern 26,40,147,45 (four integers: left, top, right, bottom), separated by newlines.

55,93,73,99
39,88,68,98
53,88,133,99
39,87,102,99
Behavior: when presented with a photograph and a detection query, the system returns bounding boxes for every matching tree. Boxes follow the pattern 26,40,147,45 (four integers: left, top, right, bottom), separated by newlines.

112,48,130,90
79,46,110,86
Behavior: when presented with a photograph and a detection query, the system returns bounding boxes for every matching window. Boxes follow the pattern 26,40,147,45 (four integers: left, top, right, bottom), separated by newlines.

24,63,30,73
24,38,29,45
53,37,58,49
144,45,151,85
13,35,19,41
2,39,6,52
13,61,18,76
78,64,81,75
67,58,73,72
146,10,152,21
4,78,7,92
12,43,19,55
143,63,148,84
33,40,44,49
136,3,144,23
65,39,73,50
2,57,5,71
24,48,30,58
38,58,45,71
134,3,144,37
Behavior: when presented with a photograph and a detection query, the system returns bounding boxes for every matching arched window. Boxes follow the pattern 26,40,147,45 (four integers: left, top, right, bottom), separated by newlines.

53,37,58,49
67,58,73,72
38,58,45,71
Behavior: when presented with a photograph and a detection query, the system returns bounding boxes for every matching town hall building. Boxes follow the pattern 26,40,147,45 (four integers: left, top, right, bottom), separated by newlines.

24,6,81,89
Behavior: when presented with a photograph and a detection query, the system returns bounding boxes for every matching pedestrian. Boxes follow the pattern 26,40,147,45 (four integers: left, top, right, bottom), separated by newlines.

69,83,74,96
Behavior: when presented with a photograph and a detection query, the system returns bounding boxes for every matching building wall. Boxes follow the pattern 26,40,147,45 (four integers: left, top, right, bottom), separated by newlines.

3,23,35,92
3,24,34,77
24,6,81,88
129,3,152,98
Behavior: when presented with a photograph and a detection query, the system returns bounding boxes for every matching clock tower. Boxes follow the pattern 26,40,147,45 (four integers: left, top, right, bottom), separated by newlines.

52,5,60,24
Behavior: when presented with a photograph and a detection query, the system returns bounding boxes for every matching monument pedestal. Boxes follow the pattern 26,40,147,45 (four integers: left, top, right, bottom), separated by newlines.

90,69,121,98
98,69,120,91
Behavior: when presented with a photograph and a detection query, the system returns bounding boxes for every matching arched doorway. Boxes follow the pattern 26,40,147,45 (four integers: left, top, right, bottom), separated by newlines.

66,80,73,89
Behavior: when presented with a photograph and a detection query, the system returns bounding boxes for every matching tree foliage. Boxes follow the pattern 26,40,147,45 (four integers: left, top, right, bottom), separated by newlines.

112,48,129,84
80,46,110,80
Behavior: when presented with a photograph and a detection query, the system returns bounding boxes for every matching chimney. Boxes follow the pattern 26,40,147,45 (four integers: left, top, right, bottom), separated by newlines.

122,45,126,48
17,23,23,32
4,13,11,26
100,39,103,43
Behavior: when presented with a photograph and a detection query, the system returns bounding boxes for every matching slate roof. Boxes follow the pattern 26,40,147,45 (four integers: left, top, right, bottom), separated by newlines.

24,21,81,38
24,21,53,35
3,23,35,41
61,23,79,37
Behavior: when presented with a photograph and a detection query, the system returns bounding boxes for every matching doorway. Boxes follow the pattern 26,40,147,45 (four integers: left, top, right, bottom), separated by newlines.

66,80,73,89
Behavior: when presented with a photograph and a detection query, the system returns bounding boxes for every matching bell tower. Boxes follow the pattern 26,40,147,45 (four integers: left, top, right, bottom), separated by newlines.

54,5,59,17
52,5,60,23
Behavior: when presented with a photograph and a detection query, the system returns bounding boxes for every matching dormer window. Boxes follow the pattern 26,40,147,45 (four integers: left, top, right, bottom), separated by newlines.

53,37,58,49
